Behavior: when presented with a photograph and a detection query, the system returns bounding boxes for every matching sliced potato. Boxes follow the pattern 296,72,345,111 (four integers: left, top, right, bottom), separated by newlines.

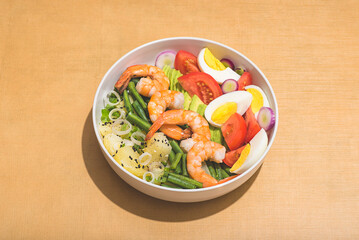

99,122,113,137
103,133,124,156
113,146,147,178
143,132,172,164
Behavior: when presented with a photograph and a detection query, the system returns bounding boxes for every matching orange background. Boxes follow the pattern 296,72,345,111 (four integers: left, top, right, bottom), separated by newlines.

1,0,358,239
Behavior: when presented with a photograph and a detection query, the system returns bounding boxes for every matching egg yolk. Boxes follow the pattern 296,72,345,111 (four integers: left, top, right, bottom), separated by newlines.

230,144,251,172
246,88,264,113
204,48,226,71
211,102,237,124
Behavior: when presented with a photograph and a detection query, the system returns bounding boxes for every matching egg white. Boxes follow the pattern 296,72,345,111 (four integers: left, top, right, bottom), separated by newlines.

197,48,240,84
204,91,252,127
231,128,268,174
244,85,270,119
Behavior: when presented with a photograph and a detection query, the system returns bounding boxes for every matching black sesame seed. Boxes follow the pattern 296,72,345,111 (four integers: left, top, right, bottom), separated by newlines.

121,163,124,166
138,164,140,168
142,166,144,169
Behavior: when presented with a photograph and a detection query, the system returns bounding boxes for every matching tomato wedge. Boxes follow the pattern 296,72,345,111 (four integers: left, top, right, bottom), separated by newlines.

178,72,222,104
221,113,247,151
223,145,246,167
174,50,200,75
237,72,252,90
244,107,261,143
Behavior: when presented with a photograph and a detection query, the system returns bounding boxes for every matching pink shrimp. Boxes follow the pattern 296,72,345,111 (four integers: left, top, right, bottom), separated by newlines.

148,90,191,140
187,141,238,188
115,64,169,97
145,110,211,151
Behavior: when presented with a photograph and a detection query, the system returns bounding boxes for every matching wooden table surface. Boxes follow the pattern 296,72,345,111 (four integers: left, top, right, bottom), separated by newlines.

1,0,358,239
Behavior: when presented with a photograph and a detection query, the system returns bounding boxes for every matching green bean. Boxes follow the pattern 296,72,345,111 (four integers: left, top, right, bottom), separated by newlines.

220,169,230,179
206,161,217,179
168,173,203,188
143,97,151,104
167,175,196,189
133,100,149,121
161,183,182,189
181,154,188,176
123,90,133,113
222,165,232,176
169,140,183,154
175,161,182,174
126,112,151,132
128,82,147,111
131,77,140,85
214,163,223,180
153,178,161,185
171,152,182,170
168,151,175,165
160,174,168,183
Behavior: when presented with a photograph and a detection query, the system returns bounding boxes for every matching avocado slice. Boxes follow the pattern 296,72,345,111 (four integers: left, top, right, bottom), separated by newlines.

189,94,205,112
183,92,192,110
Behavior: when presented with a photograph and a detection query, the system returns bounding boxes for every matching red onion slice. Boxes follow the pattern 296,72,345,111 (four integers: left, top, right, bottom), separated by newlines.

220,58,235,70
155,50,177,69
257,107,275,131
221,79,238,93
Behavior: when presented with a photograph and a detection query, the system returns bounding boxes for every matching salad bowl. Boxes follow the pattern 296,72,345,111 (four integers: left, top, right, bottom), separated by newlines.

92,37,278,202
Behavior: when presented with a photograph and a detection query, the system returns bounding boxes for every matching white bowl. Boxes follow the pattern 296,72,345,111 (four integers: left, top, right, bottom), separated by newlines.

92,37,278,202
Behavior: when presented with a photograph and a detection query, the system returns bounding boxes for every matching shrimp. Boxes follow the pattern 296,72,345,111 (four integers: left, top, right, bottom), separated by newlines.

145,110,211,151
115,64,169,97
187,141,238,187
148,90,184,122
159,124,192,141
148,90,191,140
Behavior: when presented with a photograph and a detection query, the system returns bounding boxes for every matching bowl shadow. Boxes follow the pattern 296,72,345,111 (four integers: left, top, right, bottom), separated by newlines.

82,110,261,222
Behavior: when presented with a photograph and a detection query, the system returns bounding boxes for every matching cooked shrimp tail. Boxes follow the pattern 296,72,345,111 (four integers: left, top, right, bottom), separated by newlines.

159,125,192,141
218,175,238,184
115,64,169,97
146,115,165,141
114,64,141,93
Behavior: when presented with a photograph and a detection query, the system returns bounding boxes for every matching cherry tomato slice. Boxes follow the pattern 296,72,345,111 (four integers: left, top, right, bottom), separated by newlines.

221,113,247,151
174,50,200,75
223,145,246,167
237,72,252,90
244,107,261,143
178,72,222,104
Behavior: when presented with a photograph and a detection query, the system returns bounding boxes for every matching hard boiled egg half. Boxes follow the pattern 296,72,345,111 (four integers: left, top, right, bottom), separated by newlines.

245,85,270,119
230,128,268,174
204,91,252,127
197,48,240,84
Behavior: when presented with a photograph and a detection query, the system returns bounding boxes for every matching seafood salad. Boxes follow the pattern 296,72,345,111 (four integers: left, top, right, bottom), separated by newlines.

99,48,276,189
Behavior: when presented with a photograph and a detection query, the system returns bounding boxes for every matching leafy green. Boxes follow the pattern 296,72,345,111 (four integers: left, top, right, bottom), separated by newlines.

109,93,119,104
100,104,118,123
